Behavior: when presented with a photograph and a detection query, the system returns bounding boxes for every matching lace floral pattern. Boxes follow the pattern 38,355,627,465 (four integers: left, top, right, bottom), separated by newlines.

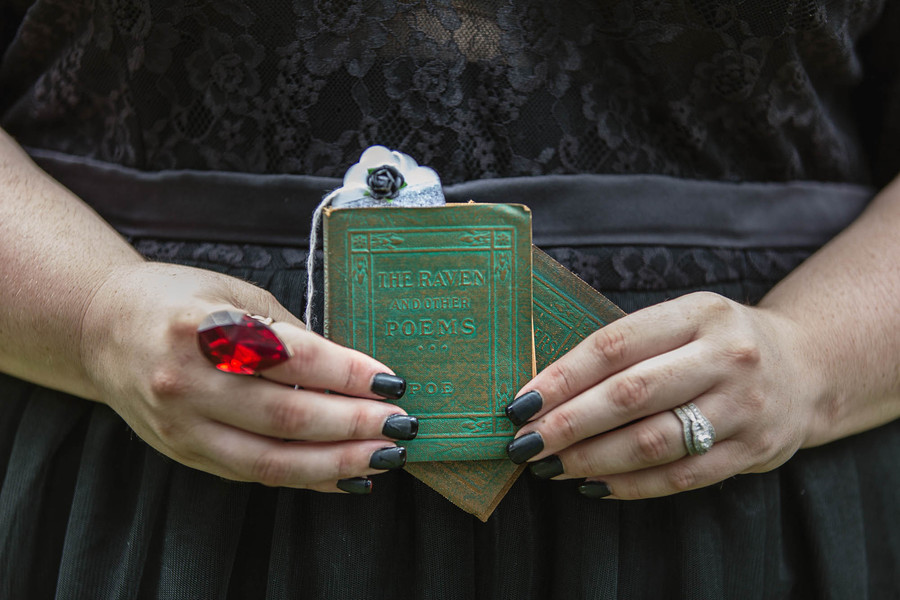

2,0,897,185
131,238,810,318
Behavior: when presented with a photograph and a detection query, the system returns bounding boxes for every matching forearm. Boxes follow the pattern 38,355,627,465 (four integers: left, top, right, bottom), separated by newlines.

759,175,900,446
0,128,143,399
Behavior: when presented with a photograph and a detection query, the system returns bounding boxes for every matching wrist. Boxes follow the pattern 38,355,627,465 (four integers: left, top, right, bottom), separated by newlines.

754,304,838,448
77,260,148,404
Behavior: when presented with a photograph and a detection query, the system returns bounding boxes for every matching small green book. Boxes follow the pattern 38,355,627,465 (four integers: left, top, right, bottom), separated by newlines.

324,203,534,462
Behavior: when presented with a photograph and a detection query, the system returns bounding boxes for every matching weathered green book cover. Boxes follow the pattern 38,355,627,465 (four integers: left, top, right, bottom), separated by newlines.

406,247,626,520
531,247,626,370
324,203,534,462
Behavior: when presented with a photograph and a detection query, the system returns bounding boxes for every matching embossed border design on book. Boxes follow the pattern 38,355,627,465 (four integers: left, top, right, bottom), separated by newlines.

347,226,517,457
531,248,626,370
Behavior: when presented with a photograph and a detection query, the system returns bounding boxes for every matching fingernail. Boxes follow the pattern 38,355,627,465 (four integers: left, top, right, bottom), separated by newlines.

529,455,564,479
578,481,612,499
506,431,544,464
505,390,543,426
369,446,407,470
371,373,406,399
382,414,419,440
337,477,373,495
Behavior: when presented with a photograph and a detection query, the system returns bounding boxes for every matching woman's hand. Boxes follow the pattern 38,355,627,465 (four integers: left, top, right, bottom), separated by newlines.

1,130,412,494
507,176,900,500
504,291,822,499
80,261,415,494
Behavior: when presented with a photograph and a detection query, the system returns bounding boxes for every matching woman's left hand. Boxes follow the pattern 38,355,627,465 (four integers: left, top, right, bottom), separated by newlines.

504,291,823,499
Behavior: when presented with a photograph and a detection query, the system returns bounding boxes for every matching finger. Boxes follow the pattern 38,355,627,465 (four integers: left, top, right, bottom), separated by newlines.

198,375,417,441
507,296,705,426
262,322,406,399
188,421,407,487
508,341,720,463
581,439,746,500
536,397,734,479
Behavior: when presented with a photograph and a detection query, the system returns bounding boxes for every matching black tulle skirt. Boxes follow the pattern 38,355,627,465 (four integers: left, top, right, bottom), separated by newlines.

1,153,897,599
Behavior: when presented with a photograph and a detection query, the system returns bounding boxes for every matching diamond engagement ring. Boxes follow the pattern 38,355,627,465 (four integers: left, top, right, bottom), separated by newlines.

673,402,716,455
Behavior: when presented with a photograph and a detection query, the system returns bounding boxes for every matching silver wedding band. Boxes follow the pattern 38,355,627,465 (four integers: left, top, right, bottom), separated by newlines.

673,402,716,456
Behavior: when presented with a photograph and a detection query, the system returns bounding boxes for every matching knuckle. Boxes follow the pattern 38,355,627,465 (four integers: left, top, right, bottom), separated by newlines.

227,282,276,312
169,313,199,341
544,409,583,446
738,426,786,469
590,327,629,367
266,399,314,436
334,447,362,479
569,446,601,478
342,357,369,394
173,442,203,468
251,451,293,487
256,289,280,313
148,365,190,400
152,414,184,444
343,407,369,439
822,394,842,429
615,477,644,500
166,433,212,472
698,291,732,314
666,462,699,493
749,428,778,457
633,424,670,463
288,341,317,375
543,362,579,399
724,339,761,367
739,390,767,416
607,372,651,415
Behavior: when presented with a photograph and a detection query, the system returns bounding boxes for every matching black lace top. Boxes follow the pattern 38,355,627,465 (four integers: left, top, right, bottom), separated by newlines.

2,0,899,186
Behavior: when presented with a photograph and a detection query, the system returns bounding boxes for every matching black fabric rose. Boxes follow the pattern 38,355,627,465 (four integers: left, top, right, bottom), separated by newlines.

366,165,405,199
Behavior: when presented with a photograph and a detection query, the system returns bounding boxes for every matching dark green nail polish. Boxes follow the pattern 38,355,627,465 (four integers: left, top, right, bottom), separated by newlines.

369,446,407,470
371,373,406,399
382,414,418,440
578,481,612,499
506,390,543,426
530,455,564,479
507,431,544,464
337,477,372,495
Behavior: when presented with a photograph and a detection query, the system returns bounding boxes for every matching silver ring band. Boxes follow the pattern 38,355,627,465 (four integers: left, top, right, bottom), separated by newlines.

673,406,695,455
673,402,716,455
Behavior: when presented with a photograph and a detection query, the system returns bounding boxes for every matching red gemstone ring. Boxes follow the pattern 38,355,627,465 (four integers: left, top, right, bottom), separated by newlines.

197,310,292,375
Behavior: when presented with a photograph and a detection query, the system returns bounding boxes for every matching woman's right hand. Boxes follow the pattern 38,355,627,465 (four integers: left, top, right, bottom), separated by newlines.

1,129,409,493
79,261,415,494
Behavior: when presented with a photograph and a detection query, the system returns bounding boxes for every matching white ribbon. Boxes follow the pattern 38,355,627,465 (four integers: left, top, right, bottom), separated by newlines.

304,146,446,329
